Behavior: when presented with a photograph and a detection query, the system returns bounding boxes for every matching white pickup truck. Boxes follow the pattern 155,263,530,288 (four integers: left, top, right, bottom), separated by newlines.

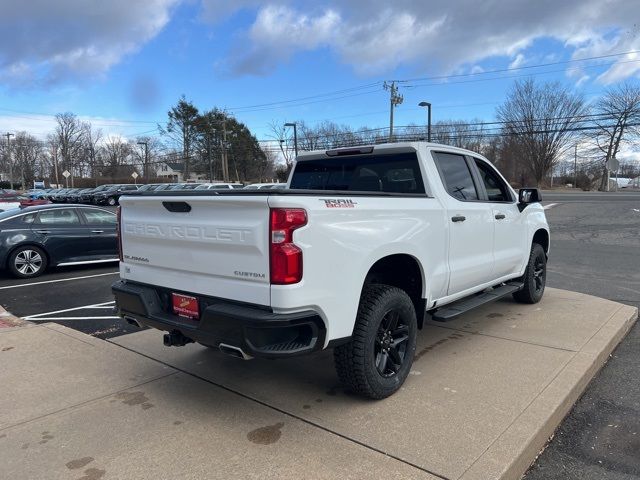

113,142,549,399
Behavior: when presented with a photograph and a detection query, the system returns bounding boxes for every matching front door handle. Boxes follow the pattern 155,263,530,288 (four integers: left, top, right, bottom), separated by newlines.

451,215,466,223
35,230,51,234
495,213,506,220
91,230,104,234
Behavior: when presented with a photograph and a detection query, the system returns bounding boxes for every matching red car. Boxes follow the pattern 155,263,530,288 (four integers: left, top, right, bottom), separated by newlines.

19,195,50,208
0,188,18,200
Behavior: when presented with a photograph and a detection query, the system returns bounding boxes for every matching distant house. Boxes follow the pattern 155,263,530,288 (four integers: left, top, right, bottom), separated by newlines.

155,162,207,182
156,162,183,182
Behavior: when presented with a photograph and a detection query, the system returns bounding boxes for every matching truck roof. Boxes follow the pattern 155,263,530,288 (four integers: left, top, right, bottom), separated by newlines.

295,141,482,162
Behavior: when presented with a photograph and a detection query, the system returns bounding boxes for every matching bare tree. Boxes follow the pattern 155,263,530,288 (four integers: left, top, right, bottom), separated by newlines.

430,119,488,150
497,79,587,186
100,135,133,179
54,113,86,187
13,132,44,188
82,122,102,183
267,121,296,167
132,135,163,181
589,83,640,190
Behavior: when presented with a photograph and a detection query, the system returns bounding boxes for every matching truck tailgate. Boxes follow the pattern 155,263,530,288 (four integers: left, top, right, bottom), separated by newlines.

118,195,271,306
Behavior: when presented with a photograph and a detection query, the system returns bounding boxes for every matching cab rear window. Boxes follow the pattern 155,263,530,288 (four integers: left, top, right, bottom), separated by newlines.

289,152,425,194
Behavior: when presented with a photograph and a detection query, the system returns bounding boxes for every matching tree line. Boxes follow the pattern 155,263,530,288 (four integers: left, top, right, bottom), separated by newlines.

270,80,640,189
1,79,639,190
0,98,272,189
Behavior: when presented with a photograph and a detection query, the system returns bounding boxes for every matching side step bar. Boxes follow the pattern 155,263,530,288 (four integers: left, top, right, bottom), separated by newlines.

430,282,524,322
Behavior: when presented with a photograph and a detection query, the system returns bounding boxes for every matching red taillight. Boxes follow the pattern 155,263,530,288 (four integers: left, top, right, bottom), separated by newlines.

270,208,307,284
116,206,123,261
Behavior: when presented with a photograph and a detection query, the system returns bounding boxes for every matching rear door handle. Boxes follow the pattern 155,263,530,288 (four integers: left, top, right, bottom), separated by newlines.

35,230,51,234
494,213,506,220
91,230,104,234
451,215,466,223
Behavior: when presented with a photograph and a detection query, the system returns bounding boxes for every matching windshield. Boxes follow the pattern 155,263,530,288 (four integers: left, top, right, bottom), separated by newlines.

289,152,425,194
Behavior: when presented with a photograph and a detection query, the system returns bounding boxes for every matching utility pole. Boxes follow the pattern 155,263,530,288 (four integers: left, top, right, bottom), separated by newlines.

574,144,578,189
5,133,14,189
384,81,403,142
206,129,214,182
137,142,149,182
222,118,229,182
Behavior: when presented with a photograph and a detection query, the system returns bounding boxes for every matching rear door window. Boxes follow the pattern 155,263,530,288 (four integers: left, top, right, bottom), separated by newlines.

433,152,479,201
289,152,425,194
80,209,116,225
35,209,81,225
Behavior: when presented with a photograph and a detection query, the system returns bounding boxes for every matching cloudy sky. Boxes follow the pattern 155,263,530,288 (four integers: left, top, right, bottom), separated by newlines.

0,0,639,143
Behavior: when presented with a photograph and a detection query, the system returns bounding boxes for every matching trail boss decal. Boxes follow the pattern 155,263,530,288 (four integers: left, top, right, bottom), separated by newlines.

321,198,357,208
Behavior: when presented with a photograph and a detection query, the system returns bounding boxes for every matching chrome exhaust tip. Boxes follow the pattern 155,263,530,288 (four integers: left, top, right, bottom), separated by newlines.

219,343,253,360
123,316,141,328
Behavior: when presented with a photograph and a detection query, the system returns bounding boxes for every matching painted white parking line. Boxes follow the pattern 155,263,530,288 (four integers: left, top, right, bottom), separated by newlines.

24,301,115,319
543,203,558,210
0,271,118,290
28,316,121,321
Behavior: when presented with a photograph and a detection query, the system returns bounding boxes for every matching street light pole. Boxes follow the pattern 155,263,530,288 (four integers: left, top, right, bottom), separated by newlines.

284,122,298,157
5,132,14,189
418,102,432,142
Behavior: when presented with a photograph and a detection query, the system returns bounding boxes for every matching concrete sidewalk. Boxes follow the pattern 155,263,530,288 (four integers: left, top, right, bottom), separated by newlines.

0,288,636,480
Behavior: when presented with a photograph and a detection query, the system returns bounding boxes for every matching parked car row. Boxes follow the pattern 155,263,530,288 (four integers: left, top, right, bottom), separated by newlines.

26,182,287,206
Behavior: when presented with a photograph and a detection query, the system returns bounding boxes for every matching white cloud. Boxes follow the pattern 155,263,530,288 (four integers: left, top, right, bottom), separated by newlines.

0,0,179,86
508,54,526,70
216,0,640,82
228,5,340,75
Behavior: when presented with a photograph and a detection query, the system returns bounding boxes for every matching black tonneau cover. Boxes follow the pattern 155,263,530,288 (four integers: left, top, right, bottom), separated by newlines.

121,189,428,198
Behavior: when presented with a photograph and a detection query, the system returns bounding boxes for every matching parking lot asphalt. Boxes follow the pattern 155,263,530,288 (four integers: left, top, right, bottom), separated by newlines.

525,190,640,479
0,264,136,339
0,190,638,478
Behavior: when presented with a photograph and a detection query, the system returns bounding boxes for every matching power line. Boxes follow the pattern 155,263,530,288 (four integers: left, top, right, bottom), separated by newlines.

402,59,640,89
394,49,640,83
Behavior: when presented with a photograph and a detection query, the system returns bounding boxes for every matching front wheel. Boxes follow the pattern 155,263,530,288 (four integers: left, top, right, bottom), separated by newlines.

513,243,546,304
107,197,117,206
8,246,48,279
334,284,417,399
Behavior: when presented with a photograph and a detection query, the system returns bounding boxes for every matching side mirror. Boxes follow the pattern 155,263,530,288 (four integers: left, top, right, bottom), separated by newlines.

518,188,542,211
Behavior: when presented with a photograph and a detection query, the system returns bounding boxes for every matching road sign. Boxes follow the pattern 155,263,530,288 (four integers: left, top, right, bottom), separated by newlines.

62,170,70,178
606,156,620,171
131,172,139,179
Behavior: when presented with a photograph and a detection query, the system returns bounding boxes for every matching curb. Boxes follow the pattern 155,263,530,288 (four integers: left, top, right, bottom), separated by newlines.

0,305,27,328
460,303,638,480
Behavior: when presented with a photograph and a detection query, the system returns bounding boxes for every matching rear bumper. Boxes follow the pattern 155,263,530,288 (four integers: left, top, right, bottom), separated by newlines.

112,280,326,358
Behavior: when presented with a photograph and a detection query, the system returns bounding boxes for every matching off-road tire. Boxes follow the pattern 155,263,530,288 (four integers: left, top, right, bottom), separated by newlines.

513,243,546,304
334,284,417,399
